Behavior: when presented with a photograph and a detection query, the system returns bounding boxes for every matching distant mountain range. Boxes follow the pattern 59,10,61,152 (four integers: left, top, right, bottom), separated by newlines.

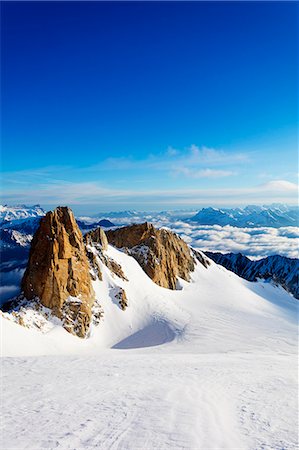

190,204,298,228
1,203,298,256
205,252,299,299
94,210,140,219
0,205,115,249
0,204,45,223
76,219,115,231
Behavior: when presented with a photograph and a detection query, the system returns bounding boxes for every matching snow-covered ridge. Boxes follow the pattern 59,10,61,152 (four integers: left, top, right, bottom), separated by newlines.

190,204,299,228
0,228,33,248
2,236,298,357
206,252,299,299
0,204,45,222
90,204,299,228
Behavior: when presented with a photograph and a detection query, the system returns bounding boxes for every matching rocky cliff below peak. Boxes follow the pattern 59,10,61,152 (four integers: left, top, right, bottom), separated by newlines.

21,206,95,337
84,227,128,282
106,222,208,290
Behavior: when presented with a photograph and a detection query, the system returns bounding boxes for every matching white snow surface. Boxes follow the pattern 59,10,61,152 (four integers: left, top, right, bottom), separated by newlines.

1,245,298,449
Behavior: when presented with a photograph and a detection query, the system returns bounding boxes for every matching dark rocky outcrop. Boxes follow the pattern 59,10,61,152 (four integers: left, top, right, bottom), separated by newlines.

115,287,128,310
21,206,95,337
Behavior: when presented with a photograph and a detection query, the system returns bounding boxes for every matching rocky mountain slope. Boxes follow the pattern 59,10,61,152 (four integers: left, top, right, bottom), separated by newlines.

4,208,207,338
2,210,297,357
190,204,298,227
106,222,209,289
205,251,299,299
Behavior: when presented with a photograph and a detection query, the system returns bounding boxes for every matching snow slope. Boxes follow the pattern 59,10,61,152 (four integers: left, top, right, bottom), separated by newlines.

1,245,298,449
205,251,299,299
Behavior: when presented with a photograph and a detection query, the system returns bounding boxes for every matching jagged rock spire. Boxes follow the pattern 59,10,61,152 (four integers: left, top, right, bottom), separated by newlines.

21,206,95,337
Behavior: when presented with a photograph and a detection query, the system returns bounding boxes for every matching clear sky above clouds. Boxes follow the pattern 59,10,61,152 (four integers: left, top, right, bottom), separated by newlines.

1,1,298,213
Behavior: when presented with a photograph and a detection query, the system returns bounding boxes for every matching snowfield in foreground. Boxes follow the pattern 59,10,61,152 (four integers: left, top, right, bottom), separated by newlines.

1,246,298,450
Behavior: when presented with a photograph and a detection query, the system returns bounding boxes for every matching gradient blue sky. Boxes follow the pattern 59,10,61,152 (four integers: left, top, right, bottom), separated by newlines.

1,1,298,214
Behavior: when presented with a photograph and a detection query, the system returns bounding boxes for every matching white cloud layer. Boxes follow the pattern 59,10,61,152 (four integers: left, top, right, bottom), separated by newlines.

170,223,299,260
174,168,236,178
107,214,299,260
261,180,298,191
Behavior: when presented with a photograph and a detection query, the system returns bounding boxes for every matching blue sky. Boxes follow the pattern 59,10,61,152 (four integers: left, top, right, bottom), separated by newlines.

1,1,298,214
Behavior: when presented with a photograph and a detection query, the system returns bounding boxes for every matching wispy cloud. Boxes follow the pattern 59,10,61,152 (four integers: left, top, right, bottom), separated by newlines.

174,167,236,178
1,144,297,210
85,145,250,177
1,177,298,208
186,145,249,164
261,180,298,191
2,145,247,181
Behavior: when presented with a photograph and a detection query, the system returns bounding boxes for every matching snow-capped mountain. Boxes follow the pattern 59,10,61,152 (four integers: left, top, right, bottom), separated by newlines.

0,215,115,249
2,216,42,233
93,210,140,219
0,217,43,248
0,204,45,222
0,228,33,249
205,252,299,299
190,204,298,227
1,207,298,450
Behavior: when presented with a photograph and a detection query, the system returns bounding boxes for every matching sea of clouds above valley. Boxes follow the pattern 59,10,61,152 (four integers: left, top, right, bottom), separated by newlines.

95,214,299,260
1,211,298,305
166,222,299,259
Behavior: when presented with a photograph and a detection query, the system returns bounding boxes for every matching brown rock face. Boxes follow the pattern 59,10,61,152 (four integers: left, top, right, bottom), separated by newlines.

21,207,95,337
84,227,108,251
106,222,196,290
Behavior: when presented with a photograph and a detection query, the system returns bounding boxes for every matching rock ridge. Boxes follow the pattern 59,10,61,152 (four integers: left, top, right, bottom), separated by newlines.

106,222,202,289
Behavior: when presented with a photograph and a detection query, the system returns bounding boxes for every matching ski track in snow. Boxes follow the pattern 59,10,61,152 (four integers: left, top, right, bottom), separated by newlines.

1,246,298,450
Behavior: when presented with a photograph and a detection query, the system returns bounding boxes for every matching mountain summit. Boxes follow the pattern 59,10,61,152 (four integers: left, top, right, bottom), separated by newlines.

21,206,95,337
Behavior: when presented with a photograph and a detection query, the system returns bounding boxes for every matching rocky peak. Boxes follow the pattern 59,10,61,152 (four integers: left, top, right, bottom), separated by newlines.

106,222,199,290
84,226,108,250
106,222,155,248
21,206,95,337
